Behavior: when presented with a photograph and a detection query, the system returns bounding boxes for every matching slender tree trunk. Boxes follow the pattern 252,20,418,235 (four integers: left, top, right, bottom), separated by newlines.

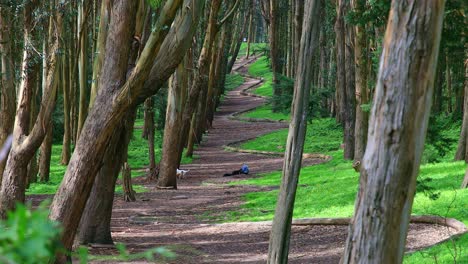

267,1,321,262
227,7,248,73
158,63,186,188
0,6,17,181
122,162,136,201
341,1,445,263
165,0,222,188
269,0,282,112
185,114,197,157
446,54,452,114
455,55,468,161
352,0,368,161
39,123,54,183
77,0,89,140
0,0,59,217
89,0,111,109
144,98,157,174
61,49,72,165
246,0,254,59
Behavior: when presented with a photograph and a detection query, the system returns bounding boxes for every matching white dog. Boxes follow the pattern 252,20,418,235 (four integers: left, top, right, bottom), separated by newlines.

176,169,189,180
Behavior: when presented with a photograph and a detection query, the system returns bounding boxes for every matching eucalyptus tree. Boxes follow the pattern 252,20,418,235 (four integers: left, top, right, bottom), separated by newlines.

267,0,322,262
341,1,446,263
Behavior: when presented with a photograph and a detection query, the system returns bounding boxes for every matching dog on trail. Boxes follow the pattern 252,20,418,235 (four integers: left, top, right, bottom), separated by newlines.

176,169,189,180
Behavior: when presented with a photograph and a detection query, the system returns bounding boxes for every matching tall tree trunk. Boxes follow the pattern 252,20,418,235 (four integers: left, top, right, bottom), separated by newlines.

0,0,59,217
341,1,445,263
78,110,136,245
77,0,89,140
0,6,17,181
38,123,54,183
352,0,368,161
227,4,249,73
267,1,321,262
158,63,186,189
446,54,452,114
49,0,202,254
245,0,254,59
161,0,222,188
89,0,111,109
144,98,157,176
335,0,355,160
269,0,282,112
455,54,468,161
122,162,136,201
61,48,72,165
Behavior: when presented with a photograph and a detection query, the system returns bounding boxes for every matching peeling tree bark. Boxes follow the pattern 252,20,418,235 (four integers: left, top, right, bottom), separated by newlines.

0,6,17,182
341,1,446,263
0,0,59,217
49,0,203,253
267,0,321,262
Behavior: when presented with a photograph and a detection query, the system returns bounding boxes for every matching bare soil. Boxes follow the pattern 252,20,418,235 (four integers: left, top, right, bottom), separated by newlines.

41,58,462,263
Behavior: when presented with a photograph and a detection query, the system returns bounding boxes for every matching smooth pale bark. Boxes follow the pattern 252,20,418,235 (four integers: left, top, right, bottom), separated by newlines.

335,0,355,160
89,0,111,108
49,0,203,253
352,0,368,161
0,0,59,217
77,0,89,140
61,48,72,165
158,0,222,188
0,6,17,181
158,63,186,189
293,0,303,77
39,124,54,183
341,1,445,263
267,0,321,262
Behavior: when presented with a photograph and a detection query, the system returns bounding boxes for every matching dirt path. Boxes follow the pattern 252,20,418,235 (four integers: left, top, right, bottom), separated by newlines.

90,58,458,263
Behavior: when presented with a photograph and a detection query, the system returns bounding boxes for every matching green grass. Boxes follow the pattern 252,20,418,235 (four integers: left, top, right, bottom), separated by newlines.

224,117,468,263
247,56,273,97
26,122,194,195
241,118,342,153
242,104,289,121
224,73,244,92
237,43,268,57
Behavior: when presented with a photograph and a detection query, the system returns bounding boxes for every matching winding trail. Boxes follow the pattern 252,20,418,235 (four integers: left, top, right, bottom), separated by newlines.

91,58,463,263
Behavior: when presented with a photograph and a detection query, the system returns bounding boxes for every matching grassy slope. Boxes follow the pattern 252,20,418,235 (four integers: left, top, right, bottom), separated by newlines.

226,57,468,263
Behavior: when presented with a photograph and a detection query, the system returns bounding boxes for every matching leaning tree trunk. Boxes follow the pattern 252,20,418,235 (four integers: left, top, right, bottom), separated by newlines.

267,0,321,262
456,53,468,161
78,110,136,245
341,1,445,263
49,0,203,255
0,6,17,181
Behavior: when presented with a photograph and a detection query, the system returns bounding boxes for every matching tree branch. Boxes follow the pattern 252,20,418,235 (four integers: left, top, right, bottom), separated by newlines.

218,0,241,26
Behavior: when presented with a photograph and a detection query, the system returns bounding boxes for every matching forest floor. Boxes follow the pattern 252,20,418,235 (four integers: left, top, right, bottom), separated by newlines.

86,57,458,264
